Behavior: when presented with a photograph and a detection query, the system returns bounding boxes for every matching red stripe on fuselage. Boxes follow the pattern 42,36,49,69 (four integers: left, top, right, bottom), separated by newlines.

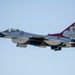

47,33,67,38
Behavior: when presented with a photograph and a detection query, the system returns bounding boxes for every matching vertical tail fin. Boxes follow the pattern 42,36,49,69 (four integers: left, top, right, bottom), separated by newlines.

48,22,75,39
61,22,75,39
61,22,75,34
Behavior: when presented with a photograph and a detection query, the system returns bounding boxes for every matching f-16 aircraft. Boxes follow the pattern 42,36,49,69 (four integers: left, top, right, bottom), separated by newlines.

0,22,75,51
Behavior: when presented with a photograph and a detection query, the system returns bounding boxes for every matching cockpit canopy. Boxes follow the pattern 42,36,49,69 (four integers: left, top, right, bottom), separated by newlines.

3,28,20,32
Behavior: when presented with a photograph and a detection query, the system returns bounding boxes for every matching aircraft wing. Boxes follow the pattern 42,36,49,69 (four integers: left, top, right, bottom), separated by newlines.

27,34,71,46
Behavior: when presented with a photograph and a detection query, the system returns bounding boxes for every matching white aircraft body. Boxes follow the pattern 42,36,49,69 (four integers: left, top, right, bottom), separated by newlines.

0,22,75,51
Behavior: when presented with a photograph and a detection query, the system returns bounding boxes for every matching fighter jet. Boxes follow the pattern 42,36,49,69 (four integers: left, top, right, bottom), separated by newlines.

0,22,75,51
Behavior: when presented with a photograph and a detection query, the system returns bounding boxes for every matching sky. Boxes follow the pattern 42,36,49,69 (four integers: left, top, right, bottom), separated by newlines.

0,0,75,75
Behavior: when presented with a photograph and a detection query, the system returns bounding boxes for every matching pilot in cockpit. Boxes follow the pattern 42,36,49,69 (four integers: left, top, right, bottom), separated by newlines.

4,29,19,32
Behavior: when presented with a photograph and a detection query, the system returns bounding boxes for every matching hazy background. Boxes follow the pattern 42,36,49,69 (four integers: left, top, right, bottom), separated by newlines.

0,0,75,75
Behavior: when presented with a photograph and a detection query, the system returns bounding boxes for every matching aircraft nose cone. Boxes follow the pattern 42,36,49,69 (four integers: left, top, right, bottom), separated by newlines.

0,32,5,37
